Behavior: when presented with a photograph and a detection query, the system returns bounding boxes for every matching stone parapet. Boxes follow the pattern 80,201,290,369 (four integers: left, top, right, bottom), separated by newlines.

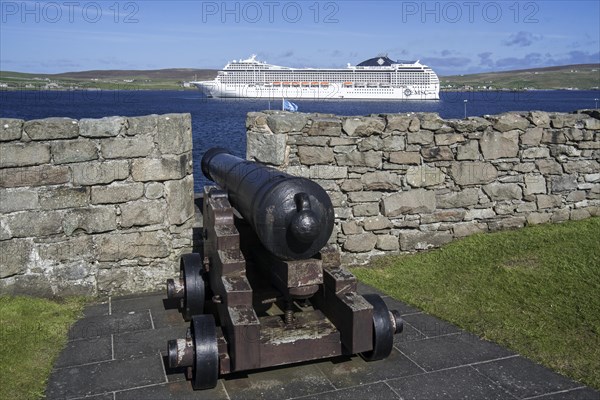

246,109,600,265
0,113,194,296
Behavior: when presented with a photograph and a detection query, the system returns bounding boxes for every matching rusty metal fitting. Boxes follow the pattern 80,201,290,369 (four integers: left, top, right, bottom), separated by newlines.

166,278,185,300
389,310,404,334
167,337,194,369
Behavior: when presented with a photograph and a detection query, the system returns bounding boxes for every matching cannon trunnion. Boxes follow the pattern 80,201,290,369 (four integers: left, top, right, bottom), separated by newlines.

166,149,403,390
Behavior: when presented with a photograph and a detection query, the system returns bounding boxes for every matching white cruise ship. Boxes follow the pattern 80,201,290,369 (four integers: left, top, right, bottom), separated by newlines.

192,55,440,100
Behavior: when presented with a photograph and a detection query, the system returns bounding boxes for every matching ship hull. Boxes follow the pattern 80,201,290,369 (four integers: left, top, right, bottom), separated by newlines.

193,82,439,100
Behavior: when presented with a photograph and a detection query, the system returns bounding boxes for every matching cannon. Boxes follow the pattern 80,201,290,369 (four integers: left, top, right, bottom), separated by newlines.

166,148,404,390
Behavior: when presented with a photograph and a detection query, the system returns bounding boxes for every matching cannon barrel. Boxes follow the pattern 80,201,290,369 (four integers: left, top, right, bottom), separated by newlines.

201,148,334,260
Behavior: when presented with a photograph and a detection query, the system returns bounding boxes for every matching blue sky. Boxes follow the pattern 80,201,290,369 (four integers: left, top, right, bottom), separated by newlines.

1,0,599,75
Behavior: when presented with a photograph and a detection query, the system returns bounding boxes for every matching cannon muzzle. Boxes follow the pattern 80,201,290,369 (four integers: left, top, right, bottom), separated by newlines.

201,148,334,260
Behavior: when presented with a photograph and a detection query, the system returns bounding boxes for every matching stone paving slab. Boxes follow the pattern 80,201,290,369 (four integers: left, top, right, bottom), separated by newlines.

46,289,600,400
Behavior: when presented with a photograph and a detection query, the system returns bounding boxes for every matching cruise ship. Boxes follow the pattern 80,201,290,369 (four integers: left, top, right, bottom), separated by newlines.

192,55,440,100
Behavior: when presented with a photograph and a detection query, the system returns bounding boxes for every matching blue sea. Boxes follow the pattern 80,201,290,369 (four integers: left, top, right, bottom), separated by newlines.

1,89,598,190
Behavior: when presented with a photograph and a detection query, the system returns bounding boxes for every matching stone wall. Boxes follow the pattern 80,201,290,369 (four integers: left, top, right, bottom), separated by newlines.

246,109,600,265
0,114,195,296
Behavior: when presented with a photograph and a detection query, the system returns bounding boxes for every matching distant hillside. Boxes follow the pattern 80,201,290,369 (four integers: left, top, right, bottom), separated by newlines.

1,63,599,91
441,64,600,90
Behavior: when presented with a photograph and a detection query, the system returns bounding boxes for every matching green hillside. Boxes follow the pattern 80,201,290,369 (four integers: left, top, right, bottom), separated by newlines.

441,64,600,90
1,64,598,91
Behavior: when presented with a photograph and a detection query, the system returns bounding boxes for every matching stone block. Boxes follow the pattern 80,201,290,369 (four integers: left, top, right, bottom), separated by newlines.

62,206,117,236
0,189,39,213
453,222,487,237
389,151,420,165
551,175,578,193
456,140,480,160
338,179,362,193
101,136,154,159
464,208,496,220
0,118,23,141
480,130,519,159
0,142,50,167
71,160,130,186
309,165,348,179
584,118,600,130
156,113,192,155
131,154,191,182
537,194,562,209
165,175,195,225
493,113,530,132
551,208,570,222
328,191,346,207
578,141,600,149
145,182,164,199
514,163,536,173
451,117,491,132
421,209,466,223
266,112,307,133
527,212,552,225
408,117,420,132
0,165,70,188
382,189,436,216
126,114,158,136
341,220,363,235
550,114,583,129
329,137,356,146
35,236,94,263
482,182,522,201
342,116,385,136
382,135,405,151
522,147,550,159
550,145,582,158
287,166,310,178
435,133,465,146
352,203,380,217
361,171,402,190
52,139,98,164
488,216,526,231
571,208,592,220
24,117,79,140
376,235,400,251
407,130,434,145
4,210,64,238
419,113,444,131
450,162,498,186
247,132,287,165
308,117,341,136
348,191,382,203
542,129,567,144
406,165,445,188
335,150,382,168
295,136,330,146
0,239,32,278
436,188,480,208
120,199,165,228
528,111,550,127
563,160,599,174
80,116,126,138
536,159,563,175
565,128,585,141
94,231,170,261
91,182,145,204
358,136,383,151
363,216,392,231
39,187,89,210
421,146,454,161
399,230,453,251
385,114,412,132
523,175,546,195
343,232,377,253
297,146,334,165
521,127,543,145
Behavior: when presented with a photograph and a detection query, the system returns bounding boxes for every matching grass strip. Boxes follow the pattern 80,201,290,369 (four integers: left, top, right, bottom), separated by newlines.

0,296,86,400
353,218,600,389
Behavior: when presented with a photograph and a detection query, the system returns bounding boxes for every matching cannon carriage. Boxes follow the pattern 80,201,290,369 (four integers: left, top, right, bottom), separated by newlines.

166,148,403,390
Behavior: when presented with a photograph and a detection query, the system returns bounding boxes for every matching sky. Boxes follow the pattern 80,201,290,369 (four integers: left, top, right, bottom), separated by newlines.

1,0,599,75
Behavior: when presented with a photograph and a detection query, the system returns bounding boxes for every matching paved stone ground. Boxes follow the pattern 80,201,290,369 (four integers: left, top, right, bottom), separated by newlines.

46,283,599,400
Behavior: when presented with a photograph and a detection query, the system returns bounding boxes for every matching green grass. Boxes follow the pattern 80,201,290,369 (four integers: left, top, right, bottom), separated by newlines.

352,218,600,389
0,296,86,400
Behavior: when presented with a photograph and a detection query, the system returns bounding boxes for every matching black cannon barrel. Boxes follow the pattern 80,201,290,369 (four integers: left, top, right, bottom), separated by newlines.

201,148,334,260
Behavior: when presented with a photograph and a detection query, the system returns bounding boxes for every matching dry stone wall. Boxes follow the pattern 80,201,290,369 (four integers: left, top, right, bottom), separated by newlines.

0,113,195,296
246,109,600,265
